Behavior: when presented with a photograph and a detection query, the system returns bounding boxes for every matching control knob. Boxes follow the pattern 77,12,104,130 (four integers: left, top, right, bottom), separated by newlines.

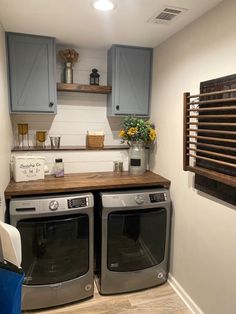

49,200,59,211
135,195,144,205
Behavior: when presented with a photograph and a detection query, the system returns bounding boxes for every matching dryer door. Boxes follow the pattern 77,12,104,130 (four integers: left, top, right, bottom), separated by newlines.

107,208,167,272
17,214,89,285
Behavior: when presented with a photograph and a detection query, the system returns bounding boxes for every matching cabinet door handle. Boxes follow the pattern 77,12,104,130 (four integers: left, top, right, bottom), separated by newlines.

116,105,119,111
49,102,54,107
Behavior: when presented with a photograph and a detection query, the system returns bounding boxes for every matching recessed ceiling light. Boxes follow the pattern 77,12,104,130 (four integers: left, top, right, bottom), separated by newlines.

93,0,115,11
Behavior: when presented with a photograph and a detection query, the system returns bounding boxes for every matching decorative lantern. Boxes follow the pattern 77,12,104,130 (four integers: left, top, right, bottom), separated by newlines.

90,68,100,85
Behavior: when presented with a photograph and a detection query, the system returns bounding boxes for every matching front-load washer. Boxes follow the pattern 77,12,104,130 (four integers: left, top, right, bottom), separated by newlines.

10,193,94,310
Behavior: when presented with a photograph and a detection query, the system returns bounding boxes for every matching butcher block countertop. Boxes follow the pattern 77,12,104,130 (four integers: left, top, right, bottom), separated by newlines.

5,171,170,199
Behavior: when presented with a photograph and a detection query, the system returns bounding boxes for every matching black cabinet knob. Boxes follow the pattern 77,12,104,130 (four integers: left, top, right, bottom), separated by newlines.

116,105,119,111
49,102,54,107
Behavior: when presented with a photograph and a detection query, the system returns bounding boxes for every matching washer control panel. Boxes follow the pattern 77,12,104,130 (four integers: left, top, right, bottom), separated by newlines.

149,193,167,203
67,197,88,209
9,193,93,216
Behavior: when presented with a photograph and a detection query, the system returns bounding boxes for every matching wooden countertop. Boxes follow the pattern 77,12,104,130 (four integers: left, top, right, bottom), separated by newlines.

5,171,170,199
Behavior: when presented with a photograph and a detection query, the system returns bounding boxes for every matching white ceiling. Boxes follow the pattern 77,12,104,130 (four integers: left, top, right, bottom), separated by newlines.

0,0,223,48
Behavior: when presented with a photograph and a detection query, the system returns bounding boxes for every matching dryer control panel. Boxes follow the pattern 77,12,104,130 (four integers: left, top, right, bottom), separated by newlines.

101,189,170,208
149,193,167,203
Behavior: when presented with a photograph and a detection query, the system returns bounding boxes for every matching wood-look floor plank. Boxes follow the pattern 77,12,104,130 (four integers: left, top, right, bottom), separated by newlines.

24,283,191,314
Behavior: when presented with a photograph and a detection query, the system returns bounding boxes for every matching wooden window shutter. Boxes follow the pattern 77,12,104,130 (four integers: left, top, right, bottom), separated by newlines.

183,74,236,205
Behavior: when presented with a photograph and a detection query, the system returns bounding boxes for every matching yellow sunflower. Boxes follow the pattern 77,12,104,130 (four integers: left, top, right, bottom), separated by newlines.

127,127,138,136
119,129,126,138
149,128,156,141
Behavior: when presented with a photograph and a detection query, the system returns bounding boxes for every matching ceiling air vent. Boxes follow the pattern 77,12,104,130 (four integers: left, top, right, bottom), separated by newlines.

148,6,187,25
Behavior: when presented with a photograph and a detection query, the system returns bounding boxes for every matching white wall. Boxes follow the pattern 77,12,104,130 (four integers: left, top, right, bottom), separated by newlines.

11,46,128,173
0,23,13,221
150,0,236,313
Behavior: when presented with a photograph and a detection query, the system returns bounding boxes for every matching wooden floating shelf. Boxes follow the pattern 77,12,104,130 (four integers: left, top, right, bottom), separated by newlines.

11,145,128,152
57,83,112,94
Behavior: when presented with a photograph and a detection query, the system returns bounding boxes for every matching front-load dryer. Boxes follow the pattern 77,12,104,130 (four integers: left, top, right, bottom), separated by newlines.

96,188,171,294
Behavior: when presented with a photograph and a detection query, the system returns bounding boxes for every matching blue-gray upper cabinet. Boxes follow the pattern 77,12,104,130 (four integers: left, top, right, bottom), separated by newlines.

107,45,153,117
7,33,57,113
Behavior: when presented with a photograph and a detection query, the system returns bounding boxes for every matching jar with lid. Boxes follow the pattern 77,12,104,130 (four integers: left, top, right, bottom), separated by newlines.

90,68,100,85
54,158,64,177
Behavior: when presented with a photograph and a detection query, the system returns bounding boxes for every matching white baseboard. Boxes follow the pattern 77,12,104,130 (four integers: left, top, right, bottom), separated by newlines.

168,274,204,314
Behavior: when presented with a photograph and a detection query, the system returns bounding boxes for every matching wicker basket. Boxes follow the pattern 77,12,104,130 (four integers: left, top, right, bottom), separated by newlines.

86,135,104,149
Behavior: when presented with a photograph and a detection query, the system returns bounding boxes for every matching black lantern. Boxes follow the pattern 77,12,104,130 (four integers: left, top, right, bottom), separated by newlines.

90,68,100,85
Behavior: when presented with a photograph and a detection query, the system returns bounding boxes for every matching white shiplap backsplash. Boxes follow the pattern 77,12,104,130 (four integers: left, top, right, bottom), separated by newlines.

11,47,129,174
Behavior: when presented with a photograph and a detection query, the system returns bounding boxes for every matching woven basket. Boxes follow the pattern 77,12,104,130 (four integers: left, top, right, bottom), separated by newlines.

86,135,104,149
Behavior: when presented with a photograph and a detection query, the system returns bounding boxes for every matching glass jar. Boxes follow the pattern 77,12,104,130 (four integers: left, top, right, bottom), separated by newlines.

36,131,47,148
128,142,146,175
113,161,123,173
17,123,29,148
54,158,64,177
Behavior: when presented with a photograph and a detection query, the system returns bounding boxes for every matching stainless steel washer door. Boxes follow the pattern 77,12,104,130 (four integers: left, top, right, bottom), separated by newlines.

17,213,89,286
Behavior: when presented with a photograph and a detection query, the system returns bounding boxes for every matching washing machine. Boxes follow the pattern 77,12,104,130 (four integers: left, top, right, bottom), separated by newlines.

10,193,94,310
96,188,171,294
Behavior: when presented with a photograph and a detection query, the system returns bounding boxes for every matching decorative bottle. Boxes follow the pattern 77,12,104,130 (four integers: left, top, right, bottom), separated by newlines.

54,158,64,177
64,62,73,84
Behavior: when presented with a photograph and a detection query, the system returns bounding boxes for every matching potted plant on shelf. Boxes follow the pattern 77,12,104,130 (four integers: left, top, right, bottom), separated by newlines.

58,48,79,84
119,116,157,175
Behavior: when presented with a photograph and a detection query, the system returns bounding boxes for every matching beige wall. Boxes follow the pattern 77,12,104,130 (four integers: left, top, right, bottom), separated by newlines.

0,23,13,221
150,0,236,313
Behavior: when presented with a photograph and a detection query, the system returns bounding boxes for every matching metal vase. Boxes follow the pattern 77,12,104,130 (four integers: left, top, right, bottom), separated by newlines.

64,62,73,84
128,141,146,175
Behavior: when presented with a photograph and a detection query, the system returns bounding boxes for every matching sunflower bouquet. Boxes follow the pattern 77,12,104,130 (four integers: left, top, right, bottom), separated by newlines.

119,116,156,144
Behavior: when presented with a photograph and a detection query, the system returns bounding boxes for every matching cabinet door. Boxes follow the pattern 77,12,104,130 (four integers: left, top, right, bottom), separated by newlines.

7,33,56,113
108,45,152,117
